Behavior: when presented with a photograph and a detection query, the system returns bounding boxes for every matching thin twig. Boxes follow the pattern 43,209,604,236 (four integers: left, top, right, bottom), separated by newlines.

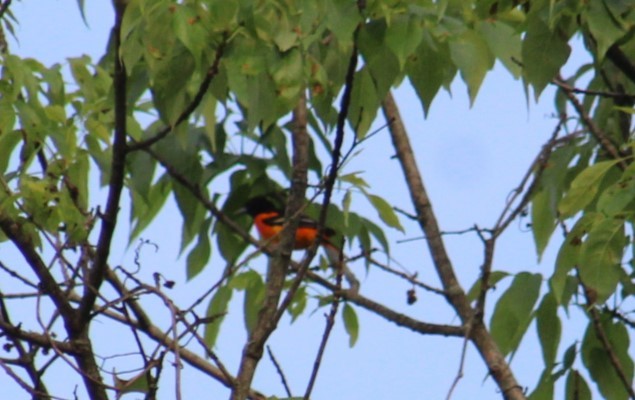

556,75,627,168
367,256,445,295
266,346,292,397
446,329,471,400
304,268,344,399
551,78,635,100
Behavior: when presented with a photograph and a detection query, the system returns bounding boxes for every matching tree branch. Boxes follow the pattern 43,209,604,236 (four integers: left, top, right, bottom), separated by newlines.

79,0,129,324
382,91,526,400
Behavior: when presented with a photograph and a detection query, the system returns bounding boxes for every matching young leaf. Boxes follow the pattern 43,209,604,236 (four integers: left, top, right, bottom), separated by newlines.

342,303,359,347
490,272,542,356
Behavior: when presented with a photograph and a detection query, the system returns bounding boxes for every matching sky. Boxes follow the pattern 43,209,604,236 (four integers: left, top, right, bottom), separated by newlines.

1,1,598,399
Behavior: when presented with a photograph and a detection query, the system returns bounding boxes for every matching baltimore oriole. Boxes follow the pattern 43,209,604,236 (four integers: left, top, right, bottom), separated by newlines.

242,195,360,290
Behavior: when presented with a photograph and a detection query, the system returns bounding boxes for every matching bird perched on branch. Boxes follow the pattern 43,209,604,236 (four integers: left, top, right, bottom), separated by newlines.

242,195,360,291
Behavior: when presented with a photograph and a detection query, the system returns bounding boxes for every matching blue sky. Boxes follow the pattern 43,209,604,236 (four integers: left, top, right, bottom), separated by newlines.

2,1,596,399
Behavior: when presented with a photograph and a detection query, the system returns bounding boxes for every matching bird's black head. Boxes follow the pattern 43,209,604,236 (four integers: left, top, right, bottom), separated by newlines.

242,196,280,217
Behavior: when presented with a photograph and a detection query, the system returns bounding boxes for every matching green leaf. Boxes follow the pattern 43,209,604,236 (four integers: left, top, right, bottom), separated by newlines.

477,20,522,78
287,286,307,322
204,285,233,349
578,215,625,303
536,292,561,369
407,33,456,116
361,216,390,254
490,272,542,356
152,46,195,124
549,213,599,304
75,0,87,25
129,175,171,243
215,219,250,264
246,73,278,133
342,303,359,347
340,172,370,189
173,4,207,64
583,1,627,61
186,218,212,280
384,14,423,69
449,29,495,105
114,370,151,396
235,270,265,335
581,315,633,400
324,0,360,45
366,194,403,232
597,163,635,215
172,179,205,253
359,21,401,100
521,16,571,99
466,271,510,302
565,370,591,400
127,150,156,201
0,128,20,174
528,370,554,400
558,159,620,218
562,342,577,370
348,67,379,138
531,189,557,261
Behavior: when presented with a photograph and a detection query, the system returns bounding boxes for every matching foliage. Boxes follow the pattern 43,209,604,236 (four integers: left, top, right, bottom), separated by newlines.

0,0,635,399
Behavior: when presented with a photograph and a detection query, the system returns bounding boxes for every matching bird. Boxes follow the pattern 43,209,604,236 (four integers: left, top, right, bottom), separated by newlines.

241,195,359,291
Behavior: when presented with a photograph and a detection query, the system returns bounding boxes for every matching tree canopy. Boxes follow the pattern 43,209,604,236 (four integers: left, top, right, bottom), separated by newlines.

1,0,635,399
